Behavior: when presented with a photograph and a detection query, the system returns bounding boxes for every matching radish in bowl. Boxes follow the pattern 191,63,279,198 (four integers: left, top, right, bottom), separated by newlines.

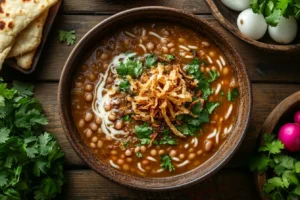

278,123,300,152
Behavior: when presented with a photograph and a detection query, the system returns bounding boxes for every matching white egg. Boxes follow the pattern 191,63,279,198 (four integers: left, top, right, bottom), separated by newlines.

221,0,251,11
237,8,268,40
268,16,298,44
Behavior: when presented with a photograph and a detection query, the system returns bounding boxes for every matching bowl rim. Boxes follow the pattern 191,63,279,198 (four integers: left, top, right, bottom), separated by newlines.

255,91,300,200
58,6,253,191
205,0,300,53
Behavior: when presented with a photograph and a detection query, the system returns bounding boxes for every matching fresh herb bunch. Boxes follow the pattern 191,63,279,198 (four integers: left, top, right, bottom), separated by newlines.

249,134,300,200
251,0,300,26
0,80,64,200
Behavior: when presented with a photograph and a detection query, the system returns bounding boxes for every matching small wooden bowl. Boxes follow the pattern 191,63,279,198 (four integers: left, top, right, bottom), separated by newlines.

58,6,252,191
205,0,300,52
255,91,300,199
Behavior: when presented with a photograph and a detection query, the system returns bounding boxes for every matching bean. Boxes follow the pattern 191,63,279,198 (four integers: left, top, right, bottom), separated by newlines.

100,53,109,60
103,63,109,70
162,30,170,37
85,129,93,138
202,41,210,47
125,149,132,157
140,146,146,153
85,93,93,102
90,143,96,149
223,67,229,76
162,46,169,53
117,159,124,165
167,43,174,48
85,84,93,91
108,113,117,121
104,101,111,111
205,141,213,152
134,146,140,153
111,150,117,155
89,73,96,82
90,123,98,131
106,135,113,141
170,48,176,53
169,150,177,157
123,164,129,171
209,51,216,57
126,158,132,162
179,153,185,159
91,136,98,143
197,150,203,155
211,66,217,71
142,160,149,165
97,128,103,134
150,149,157,156
95,117,102,125
76,82,83,88
107,77,114,84
158,149,165,155
188,153,196,160
146,42,154,50
85,112,93,122
161,38,168,44
178,38,186,43
78,119,85,128
188,148,194,153
97,140,103,148
114,120,123,130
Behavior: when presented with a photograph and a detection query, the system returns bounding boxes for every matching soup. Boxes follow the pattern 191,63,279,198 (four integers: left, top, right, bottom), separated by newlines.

71,22,239,177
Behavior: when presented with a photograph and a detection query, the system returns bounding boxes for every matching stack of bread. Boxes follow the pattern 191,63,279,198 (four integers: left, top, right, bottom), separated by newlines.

0,0,58,70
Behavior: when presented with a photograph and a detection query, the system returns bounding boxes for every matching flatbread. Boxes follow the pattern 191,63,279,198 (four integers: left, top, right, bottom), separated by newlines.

0,0,58,69
15,49,36,70
7,10,49,58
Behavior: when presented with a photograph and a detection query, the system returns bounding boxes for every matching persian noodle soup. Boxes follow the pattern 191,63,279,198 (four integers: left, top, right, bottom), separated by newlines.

71,22,239,177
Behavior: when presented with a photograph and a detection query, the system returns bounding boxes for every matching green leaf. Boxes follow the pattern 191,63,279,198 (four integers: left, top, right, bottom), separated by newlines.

58,30,76,45
295,161,300,173
145,54,157,68
263,134,276,144
39,133,52,156
292,185,300,196
191,101,203,115
208,70,220,82
119,79,130,92
116,62,128,76
0,128,10,144
140,138,151,145
265,9,282,26
282,171,298,188
206,102,220,114
134,124,153,139
264,177,284,193
122,115,131,122
0,172,8,187
136,152,142,158
12,81,33,97
165,54,175,61
259,140,284,154
249,154,271,172
227,88,239,102
160,154,175,172
33,159,48,177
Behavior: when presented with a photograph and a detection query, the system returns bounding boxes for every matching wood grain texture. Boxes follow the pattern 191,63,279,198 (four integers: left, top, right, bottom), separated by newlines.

33,83,300,168
62,169,259,199
63,0,210,14
2,15,300,83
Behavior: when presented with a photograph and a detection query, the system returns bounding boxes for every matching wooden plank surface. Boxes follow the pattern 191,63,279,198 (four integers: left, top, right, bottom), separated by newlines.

34,83,300,168
63,169,259,199
2,15,300,83
63,0,210,14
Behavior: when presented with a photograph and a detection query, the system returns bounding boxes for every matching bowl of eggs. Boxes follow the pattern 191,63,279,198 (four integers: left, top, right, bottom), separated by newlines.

205,0,300,52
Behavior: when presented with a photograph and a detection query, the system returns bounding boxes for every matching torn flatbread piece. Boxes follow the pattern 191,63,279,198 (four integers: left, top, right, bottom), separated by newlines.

7,10,49,58
15,49,36,70
0,0,58,68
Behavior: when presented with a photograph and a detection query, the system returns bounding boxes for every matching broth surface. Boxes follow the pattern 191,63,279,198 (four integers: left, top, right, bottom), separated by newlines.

71,22,239,177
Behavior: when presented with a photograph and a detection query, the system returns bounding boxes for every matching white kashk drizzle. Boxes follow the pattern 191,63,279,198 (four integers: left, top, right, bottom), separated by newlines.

92,53,136,140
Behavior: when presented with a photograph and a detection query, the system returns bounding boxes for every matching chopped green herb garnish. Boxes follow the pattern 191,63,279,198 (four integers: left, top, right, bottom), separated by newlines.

249,134,300,200
134,123,153,145
0,80,64,200
208,70,220,82
206,102,220,114
159,130,177,145
119,79,130,92
136,152,142,158
161,155,175,172
122,115,131,121
145,54,157,68
58,30,76,45
227,88,239,102
166,54,175,61
220,91,224,96
116,57,143,78
140,138,152,145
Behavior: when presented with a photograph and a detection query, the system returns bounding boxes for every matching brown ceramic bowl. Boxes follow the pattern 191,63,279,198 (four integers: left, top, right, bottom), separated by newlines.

58,6,252,191
205,0,300,53
255,91,300,199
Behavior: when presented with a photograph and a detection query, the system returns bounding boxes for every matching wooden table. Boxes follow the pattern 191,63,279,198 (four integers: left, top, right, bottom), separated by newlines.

1,1,300,199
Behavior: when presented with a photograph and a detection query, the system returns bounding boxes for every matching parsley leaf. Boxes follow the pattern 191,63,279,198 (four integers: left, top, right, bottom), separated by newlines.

145,54,157,68
227,88,239,102
165,54,175,61
122,115,131,122
159,130,177,145
116,57,143,78
134,124,153,145
160,155,175,172
0,128,10,144
208,70,220,82
119,79,130,92
136,152,142,158
206,102,220,114
58,30,76,45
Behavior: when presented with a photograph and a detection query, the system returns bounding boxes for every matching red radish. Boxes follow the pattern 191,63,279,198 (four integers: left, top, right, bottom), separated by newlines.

278,123,300,152
294,111,300,124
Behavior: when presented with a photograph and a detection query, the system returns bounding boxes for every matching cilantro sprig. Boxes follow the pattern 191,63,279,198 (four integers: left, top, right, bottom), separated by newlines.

249,134,300,200
160,154,175,172
116,56,143,78
0,80,64,200
58,30,76,45
134,123,153,145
